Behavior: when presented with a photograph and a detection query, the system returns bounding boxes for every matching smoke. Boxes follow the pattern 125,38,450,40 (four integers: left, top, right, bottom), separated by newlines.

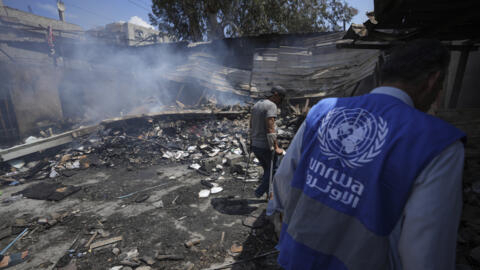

58,27,245,125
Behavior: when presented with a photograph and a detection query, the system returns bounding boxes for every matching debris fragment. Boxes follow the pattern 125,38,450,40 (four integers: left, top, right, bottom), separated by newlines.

155,254,184,261
49,169,60,178
198,189,210,198
136,267,152,270
184,262,194,270
184,238,201,248
85,231,98,248
8,160,25,169
16,182,81,201
189,163,201,170
0,228,28,255
90,236,123,250
97,229,110,238
140,256,155,265
200,180,214,188
210,186,223,194
135,194,150,203
152,200,164,208
230,243,243,253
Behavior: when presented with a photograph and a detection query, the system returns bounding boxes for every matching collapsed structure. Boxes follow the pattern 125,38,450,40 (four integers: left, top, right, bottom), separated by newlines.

0,0,480,269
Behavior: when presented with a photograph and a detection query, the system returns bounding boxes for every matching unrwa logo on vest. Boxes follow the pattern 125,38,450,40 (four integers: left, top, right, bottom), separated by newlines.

317,107,389,168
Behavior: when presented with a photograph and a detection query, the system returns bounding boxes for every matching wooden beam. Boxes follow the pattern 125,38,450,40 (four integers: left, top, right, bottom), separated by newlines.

90,236,123,250
448,49,470,108
0,125,100,162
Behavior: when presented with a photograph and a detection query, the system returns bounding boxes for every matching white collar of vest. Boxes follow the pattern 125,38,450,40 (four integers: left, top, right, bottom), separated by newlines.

370,86,414,107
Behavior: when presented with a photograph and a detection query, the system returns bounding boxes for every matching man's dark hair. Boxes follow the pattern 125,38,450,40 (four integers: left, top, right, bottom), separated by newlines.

381,39,450,84
271,85,287,97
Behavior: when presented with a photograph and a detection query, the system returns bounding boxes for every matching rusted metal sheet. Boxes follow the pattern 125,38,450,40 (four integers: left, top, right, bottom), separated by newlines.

250,33,379,98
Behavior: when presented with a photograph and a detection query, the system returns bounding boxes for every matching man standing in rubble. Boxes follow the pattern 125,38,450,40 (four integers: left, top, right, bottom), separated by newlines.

271,39,465,270
250,86,286,198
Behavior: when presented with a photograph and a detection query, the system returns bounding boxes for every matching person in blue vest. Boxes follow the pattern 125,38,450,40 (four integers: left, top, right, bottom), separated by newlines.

270,39,466,270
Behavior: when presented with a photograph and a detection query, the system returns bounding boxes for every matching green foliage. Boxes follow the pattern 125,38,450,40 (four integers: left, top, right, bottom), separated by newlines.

149,0,358,42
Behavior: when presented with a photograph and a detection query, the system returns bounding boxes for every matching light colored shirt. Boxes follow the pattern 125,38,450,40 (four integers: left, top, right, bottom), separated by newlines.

251,99,277,149
271,86,464,270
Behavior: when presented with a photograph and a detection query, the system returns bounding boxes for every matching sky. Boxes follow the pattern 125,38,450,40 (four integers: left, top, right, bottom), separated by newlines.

3,0,373,31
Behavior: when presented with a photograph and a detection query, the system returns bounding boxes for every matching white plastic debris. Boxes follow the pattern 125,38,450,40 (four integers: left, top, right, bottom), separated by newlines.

110,266,123,270
216,164,223,170
199,144,208,149
253,158,259,163
25,136,40,144
208,148,220,157
233,148,242,155
162,151,174,159
198,189,210,198
191,153,202,160
153,200,164,208
174,151,185,160
187,146,197,152
49,169,59,178
8,160,25,169
222,158,227,164
190,163,201,170
173,151,180,160
66,160,81,170
211,186,223,194
72,160,80,169
126,248,139,260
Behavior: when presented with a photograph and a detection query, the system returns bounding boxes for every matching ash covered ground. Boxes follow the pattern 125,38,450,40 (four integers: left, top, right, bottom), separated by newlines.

0,110,300,270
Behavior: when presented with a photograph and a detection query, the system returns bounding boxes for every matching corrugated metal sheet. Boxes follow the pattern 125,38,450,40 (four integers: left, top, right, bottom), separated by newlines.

162,32,380,99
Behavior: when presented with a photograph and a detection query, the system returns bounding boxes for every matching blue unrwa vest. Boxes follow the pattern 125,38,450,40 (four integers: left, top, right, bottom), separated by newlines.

277,93,465,270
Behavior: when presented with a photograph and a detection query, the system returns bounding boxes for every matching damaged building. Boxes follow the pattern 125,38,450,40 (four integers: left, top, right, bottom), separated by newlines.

0,0,480,269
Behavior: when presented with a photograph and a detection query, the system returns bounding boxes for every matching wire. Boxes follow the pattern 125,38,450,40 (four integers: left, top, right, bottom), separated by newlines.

127,0,150,12
66,1,117,22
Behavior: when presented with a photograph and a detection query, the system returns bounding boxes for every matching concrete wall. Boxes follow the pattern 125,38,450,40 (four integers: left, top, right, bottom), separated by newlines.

0,6,82,139
1,63,64,137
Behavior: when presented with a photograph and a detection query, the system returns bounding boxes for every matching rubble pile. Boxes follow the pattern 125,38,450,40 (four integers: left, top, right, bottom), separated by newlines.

0,117,242,185
0,103,303,188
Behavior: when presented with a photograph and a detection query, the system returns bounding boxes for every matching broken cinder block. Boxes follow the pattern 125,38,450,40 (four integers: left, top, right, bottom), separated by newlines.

225,153,244,166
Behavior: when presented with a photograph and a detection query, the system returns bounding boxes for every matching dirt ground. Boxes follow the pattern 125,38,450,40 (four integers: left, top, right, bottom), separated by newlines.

0,159,281,270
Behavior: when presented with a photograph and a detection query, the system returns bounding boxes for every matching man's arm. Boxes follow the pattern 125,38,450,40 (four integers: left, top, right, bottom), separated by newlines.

266,117,283,154
271,122,305,213
399,141,464,270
